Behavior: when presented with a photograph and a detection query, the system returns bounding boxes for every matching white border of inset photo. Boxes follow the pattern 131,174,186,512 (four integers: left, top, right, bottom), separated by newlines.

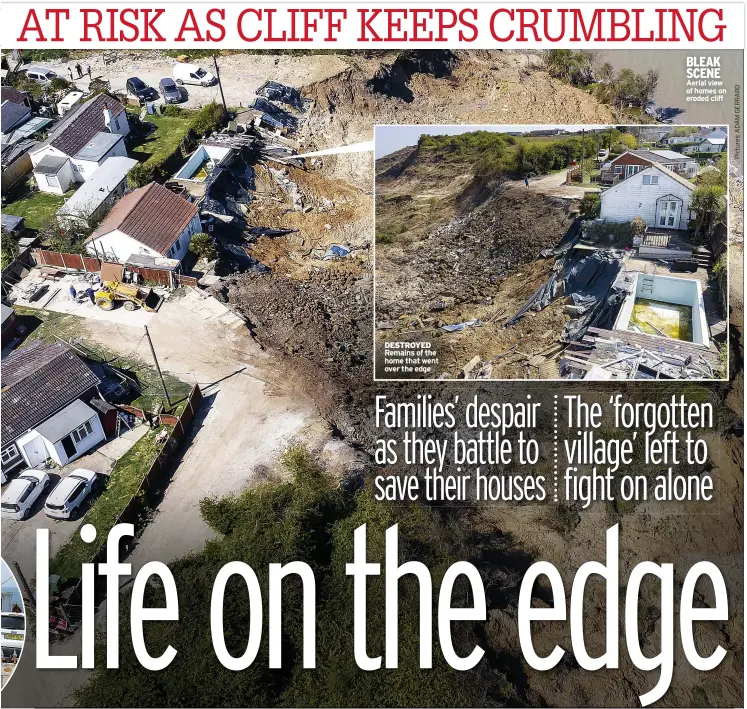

1,558,26,690
372,123,729,382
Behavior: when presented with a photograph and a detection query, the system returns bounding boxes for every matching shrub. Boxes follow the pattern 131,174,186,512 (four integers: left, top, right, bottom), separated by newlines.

88,77,111,96
690,185,726,243
127,163,152,189
190,101,225,136
189,232,217,260
162,104,186,118
49,77,71,92
580,192,601,218
631,216,647,236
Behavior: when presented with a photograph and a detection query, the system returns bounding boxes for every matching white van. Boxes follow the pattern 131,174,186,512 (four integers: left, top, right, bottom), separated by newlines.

172,63,217,87
25,67,59,86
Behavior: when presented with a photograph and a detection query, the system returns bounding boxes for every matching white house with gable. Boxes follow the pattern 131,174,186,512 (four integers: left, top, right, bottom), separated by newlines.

600,163,695,231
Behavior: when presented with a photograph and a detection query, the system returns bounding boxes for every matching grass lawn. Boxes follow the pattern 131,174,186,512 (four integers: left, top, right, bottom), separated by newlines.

50,428,167,579
129,112,194,166
3,182,72,230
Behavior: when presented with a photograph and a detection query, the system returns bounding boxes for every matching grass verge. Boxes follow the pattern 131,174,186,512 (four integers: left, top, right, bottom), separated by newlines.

49,429,166,579
3,186,71,230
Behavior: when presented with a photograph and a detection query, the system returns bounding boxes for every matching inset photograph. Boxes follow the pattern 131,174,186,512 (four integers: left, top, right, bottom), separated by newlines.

1,559,25,689
374,125,728,381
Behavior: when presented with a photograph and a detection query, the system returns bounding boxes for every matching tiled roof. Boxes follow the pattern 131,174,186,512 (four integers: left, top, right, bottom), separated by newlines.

90,182,198,255
1,340,102,446
40,93,126,158
0,86,29,105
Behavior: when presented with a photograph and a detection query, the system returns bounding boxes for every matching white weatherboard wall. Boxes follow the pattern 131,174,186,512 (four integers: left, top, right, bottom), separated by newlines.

600,166,693,231
614,273,709,347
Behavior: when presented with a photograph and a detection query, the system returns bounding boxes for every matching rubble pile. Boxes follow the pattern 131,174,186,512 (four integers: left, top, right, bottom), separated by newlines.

377,184,578,318
220,268,374,438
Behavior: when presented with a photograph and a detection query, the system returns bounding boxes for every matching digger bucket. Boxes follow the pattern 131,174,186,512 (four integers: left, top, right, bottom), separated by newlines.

142,289,164,312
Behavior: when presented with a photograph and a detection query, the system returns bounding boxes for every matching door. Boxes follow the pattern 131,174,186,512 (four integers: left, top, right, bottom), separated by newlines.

625,164,639,178
60,435,76,460
657,200,681,229
22,436,47,467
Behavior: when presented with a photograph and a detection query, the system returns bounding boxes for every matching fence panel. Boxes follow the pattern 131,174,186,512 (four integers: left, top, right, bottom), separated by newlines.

82,257,101,272
61,253,84,270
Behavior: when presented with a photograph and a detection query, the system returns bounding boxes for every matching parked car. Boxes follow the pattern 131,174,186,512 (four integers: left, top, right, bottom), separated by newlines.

1,612,25,662
173,63,217,87
126,76,157,102
25,67,59,85
159,77,182,104
1,470,51,520
44,468,99,520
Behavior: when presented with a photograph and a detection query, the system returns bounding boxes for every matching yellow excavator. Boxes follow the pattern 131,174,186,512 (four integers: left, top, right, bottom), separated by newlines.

95,280,163,312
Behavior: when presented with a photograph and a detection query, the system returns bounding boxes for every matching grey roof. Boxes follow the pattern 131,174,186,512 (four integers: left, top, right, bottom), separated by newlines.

58,156,138,218
2,214,24,232
73,131,123,162
1,340,102,446
35,399,97,443
649,149,694,161
1,101,31,134
35,154,69,175
625,149,690,165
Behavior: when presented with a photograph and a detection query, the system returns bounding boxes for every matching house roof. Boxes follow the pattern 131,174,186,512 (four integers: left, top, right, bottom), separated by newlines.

601,163,695,199
0,86,29,105
35,93,126,158
58,156,138,219
1,303,14,325
35,154,69,175
1,340,102,446
1,101,31,134
649,149,694,162
73,131,123,162
89,182,199,255
2,214,24,232
704,138,726,146
35,399,97,443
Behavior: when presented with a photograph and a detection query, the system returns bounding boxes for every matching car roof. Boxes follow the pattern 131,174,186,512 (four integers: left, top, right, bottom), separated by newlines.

28,66,54,74
128,77,146,84
18,469,45,480
1,612,25,618
2,478,32,503
46,475,88,505
161,78,176,84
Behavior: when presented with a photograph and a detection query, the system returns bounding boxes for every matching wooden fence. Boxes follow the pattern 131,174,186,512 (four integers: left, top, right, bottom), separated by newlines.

32,248,199,288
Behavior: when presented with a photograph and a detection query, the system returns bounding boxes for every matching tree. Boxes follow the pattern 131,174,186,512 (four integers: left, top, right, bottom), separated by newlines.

690,185,726,244
88,77,111,96
74,447,501,708
1,229,19,269
697,154,727,189
597,62,614,83
618,133,638,150
189,232,217,260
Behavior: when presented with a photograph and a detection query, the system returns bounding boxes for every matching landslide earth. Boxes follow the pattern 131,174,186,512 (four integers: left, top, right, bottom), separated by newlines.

218,51,743,707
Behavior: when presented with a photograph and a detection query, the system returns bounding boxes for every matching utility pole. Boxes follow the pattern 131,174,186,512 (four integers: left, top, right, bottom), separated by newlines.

581,127,585,182
12,561,35,612
212,55,228,121
144,325,171,408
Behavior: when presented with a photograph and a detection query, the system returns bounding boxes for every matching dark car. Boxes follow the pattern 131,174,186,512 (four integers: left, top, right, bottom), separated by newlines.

126,77,156,102
159,77,182,104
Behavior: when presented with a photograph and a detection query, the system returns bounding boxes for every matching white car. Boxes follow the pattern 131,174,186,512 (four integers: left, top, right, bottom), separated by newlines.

172,62,217,87
1,470,51,520
44,468,99,520
25,66,59,85
1,612,25,661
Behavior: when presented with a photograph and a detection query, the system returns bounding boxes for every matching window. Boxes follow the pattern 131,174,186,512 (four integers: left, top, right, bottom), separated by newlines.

642,175,659,185
114,117,120,131
614,165,623,174
1,444,19,464
46,174,60,188
71,420,94,445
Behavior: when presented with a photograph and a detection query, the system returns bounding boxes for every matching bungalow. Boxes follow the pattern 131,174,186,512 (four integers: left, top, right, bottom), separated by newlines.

696,131,726,153
86,181,201,263
599,163,695,231
57,155,138,228
1,341,105,474
30,93,129,193
601,149,697,184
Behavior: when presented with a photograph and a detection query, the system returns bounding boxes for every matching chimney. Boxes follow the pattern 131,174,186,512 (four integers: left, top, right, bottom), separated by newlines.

103,103,113,132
